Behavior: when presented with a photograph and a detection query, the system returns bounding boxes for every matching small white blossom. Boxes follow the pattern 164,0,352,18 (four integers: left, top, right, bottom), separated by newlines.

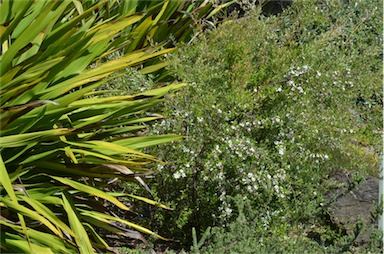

173,172,181,179
173,169,186,179
297,86,304,93
225,207,233,215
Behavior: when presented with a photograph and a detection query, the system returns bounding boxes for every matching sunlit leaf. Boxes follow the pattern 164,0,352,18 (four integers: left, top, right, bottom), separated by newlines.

51,176,130,211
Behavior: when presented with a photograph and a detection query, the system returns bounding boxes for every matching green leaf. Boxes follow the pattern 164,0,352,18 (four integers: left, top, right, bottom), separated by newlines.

0,220,77,254
113,134,184,150
61,192,94,254
18,195,76,238
0,157,29,248
0,231,54,254
118,193,173,210
83,223,109,248
20,149,59,164
64,140,154,158
0,1,222,252
1,1,71,74
0,196,62,237
80,209,169,240
51,176,131,211
0,129,71,148
0,155,18,204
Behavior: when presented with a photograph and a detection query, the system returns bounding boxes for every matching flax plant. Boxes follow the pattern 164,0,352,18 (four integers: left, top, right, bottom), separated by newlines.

0,0,225,253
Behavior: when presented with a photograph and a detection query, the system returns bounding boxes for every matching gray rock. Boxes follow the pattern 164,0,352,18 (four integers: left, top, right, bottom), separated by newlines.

328,171,379,247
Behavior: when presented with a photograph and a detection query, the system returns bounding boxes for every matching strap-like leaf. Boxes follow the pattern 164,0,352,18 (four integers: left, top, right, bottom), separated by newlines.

61,192,94,254
0,196,62,237
18,195,76,239
0,128,71,148
80,209,169,240
51,176,131,211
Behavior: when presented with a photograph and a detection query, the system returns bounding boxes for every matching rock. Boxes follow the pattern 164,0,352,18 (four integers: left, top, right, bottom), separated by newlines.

328,171,379,247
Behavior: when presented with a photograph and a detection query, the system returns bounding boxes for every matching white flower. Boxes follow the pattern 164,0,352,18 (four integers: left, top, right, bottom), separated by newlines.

217,172,224,180
174,169,186,179
297,86,304,93
225,207,233,215
173,172,181,179
247,173,255,182
274,185,280,193
276,87,282,92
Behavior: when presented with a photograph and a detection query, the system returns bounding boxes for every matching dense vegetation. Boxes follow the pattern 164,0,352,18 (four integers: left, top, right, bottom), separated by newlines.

128,0,381,253
0,0,382,253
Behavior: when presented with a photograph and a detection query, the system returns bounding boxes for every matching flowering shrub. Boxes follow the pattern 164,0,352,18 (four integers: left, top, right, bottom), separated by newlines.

133,0,381,250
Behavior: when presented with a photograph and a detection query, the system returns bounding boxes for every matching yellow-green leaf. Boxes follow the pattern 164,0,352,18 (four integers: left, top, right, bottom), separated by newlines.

52,176,130,211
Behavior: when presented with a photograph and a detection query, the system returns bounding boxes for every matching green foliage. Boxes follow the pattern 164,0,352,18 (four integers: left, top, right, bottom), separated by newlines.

83,0,234,82
0,0,225,253
199,196,326,254
141,0,382,251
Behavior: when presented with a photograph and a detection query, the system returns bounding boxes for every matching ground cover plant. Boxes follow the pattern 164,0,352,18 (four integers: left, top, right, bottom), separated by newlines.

128,0,382,252
0,0,227,253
